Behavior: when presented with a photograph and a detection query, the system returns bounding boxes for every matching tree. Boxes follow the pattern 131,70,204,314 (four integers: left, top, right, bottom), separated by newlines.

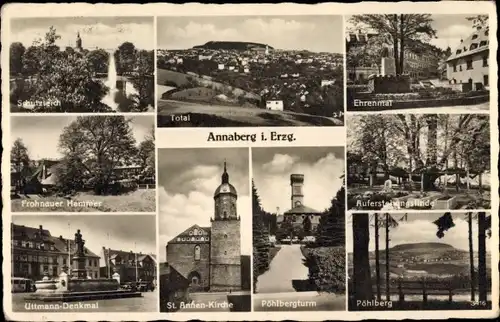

10,42,26,76
58,116,137,195
129,49,155,111
17,27,110,112
252,180,270,293
347,34,387,79
352,213,373,301
467,212,476,301
350,14,436,75
88,49,110,75
115,42,137,75
477,212,487,302
51,153,86,194
316,184,345,247
137,129,155,180
11,138,31,173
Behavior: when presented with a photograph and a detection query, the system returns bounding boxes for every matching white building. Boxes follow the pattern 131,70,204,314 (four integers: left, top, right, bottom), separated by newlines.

266,100,284,111
218,64,225,70
445,24,489,91
321,80,336,87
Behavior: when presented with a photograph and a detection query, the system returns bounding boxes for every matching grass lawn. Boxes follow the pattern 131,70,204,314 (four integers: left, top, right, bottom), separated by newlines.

11,189,156,212
157,99,342,127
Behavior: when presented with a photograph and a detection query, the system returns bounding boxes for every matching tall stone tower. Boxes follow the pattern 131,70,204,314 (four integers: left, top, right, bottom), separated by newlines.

210,161,241,291
290,174,305,208
75,32,83,52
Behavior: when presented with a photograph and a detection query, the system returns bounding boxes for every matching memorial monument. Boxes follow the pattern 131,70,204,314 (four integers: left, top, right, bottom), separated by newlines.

26,230,143,302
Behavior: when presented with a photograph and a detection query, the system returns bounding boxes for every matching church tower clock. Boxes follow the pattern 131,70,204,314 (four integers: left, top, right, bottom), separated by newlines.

210,161,242,291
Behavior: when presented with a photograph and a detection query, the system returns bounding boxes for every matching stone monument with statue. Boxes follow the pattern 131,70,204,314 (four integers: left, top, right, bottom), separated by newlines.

26,229,143,302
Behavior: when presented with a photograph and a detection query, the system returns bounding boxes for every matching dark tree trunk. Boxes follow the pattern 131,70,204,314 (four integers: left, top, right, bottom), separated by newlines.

477,212,487,302
385,213,390,301
353,214,373,300
375,214,381,300
399,15,405,75
392,15,400,75
468,213,475,301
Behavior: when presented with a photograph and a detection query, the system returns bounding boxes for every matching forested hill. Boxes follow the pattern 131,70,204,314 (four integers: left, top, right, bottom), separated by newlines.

193,41,274,50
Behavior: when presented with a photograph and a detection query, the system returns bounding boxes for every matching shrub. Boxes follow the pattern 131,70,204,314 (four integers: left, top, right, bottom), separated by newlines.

302,246,345,293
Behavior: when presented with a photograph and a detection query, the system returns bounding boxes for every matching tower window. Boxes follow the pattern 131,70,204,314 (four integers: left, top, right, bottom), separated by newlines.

224,251,227,255
223,211,228,219
194,245,201,261
224,234,228,239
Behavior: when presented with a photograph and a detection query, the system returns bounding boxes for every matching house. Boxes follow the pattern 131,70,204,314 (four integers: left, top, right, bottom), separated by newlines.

266,100,284,111
159,262,190,312
100,247,156,283
11,224,100,280
445,24,489,91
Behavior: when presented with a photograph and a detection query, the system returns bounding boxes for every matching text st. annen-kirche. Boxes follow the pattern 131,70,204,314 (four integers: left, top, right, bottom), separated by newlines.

166,162,242,292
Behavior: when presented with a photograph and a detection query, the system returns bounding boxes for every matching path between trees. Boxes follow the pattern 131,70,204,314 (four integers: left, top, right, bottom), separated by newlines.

256,244,309,293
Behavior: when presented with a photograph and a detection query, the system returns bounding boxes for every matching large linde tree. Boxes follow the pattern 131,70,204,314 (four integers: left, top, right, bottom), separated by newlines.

57,115,137,195
349,14,436,75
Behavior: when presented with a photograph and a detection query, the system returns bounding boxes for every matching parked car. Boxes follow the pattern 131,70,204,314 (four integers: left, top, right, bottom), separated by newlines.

137,281,155,292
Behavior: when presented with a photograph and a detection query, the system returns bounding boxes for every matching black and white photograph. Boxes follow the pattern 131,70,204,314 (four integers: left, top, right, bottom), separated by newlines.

10,115,156,212
347,212,493,311
156,15,344,127
157,148,251,312
346,14,490,112
9,17,154,113
347,114,491,211
252,147,346,311
11,215,158,312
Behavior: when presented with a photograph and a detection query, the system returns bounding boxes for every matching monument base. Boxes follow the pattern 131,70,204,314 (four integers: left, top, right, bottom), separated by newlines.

25,290,142,302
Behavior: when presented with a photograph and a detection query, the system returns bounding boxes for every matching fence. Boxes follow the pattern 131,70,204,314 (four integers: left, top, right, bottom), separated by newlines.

138,184,155,190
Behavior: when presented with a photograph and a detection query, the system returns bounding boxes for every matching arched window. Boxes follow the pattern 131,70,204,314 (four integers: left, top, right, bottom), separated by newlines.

224,234,228,239
194,245,201,261
223,211,228,219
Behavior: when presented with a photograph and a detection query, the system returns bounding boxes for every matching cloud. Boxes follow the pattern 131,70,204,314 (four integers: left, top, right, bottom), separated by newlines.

254,152,344,214
12,22,154,50
347,216,492,253
157,16,343,52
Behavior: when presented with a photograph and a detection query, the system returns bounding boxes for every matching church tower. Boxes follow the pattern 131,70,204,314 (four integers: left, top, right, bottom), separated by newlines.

75,32,82,52
290,174,304,208
210,161,241,291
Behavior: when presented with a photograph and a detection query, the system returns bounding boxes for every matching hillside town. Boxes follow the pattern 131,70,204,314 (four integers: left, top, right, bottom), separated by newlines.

157,44,343,117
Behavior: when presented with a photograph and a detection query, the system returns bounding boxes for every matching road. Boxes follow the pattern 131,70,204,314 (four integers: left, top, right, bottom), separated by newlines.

157,99,343,127
11,290,158,312
256,245,309,293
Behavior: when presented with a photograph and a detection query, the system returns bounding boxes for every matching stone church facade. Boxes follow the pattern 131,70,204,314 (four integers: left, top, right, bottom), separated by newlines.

166,162,242,292
278,174,322,233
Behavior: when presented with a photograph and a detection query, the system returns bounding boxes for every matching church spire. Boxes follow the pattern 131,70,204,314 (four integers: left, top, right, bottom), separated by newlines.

221,160,229,184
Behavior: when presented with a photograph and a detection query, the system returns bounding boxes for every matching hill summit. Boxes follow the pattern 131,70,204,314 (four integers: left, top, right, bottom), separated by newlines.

193,41,274,51
391,242,456,252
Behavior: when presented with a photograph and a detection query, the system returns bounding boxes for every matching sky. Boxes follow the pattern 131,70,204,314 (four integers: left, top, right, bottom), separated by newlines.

345,14,477,51
157,148,251,262
252,147,345,215
12,215,157,260
11,115,154,160
157,15,343,53
10,16,154,50
346,212,492,253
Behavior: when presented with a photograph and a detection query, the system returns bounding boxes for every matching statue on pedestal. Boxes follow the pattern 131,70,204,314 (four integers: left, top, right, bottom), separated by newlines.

75,229,85,257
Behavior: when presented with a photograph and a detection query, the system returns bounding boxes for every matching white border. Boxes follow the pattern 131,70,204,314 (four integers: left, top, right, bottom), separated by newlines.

2,2,498,321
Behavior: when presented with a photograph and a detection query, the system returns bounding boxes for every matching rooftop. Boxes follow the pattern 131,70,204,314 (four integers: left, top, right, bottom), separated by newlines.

284,204,321,214
446,26,489,62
